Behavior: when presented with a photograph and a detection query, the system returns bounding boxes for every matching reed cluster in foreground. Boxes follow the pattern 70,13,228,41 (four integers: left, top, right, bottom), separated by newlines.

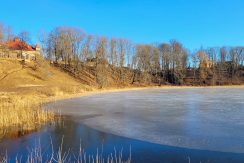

0,93,54,139
0,138,131,163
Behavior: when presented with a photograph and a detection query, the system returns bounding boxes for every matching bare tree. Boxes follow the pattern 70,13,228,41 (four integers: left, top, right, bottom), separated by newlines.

0,23,4,43
159,43,171,82
109,38,117,66
150,46,160,84
82,35,93,62
38,30,48,58
119,39,125,68
192,52,199,84
136,45,152,84
18,31,31,59
5,26,13,42
220,47,227,63
95,36,108,87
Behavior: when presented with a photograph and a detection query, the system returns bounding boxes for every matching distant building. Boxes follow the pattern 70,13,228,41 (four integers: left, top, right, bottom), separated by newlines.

198,50,215,68
201,60,215,68
0,37,40,61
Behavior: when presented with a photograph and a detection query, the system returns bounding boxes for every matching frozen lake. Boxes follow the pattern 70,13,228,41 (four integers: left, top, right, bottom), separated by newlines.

1,87,244,162
49,87,244,153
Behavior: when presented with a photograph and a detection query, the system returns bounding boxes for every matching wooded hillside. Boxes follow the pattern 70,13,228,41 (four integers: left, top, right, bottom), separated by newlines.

1,24,244,87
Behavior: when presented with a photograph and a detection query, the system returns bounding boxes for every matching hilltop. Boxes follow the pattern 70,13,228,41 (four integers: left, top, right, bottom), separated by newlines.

0,58,92,97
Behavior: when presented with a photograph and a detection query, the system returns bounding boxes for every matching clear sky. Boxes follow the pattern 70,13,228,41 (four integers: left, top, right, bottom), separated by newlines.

1,0,244,50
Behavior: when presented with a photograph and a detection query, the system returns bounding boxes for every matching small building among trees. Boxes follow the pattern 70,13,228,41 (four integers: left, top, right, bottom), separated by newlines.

0,37,40,61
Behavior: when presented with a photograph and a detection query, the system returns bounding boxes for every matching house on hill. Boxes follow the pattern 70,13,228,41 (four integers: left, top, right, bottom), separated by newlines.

201,60,215,68
0,37,40,61
198,50,215,68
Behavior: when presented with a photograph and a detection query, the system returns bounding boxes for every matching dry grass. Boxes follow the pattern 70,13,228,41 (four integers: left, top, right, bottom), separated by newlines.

0,93,54,139
0,59,93,139
0,85,92,139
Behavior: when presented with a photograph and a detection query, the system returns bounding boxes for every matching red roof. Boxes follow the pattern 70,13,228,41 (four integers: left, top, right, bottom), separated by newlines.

5,37,35,51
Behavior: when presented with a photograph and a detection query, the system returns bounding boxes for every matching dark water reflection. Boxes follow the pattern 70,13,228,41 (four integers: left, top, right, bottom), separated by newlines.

1,117,244,163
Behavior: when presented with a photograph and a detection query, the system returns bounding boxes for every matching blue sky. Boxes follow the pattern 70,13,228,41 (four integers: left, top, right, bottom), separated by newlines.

1,0,244,50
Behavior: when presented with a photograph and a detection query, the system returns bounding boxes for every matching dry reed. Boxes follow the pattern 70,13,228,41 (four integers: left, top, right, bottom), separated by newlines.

1,137,131,163
0,94,54,139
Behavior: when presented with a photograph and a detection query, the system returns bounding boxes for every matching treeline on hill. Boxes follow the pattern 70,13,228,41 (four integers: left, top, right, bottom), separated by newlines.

40,27,244,87
1,24,244,87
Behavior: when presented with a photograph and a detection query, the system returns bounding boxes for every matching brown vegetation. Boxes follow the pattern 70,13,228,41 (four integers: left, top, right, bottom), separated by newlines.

0,94,54,139
41,26,244,87
0,57,92,139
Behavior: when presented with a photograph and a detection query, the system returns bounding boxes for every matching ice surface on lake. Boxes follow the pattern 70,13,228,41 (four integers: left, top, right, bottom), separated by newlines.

48,88,244,153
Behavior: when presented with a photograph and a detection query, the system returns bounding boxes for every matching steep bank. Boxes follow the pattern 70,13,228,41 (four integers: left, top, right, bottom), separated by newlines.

0,58,93,138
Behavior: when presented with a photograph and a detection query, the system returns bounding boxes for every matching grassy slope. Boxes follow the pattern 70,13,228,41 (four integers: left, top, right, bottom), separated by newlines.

0,58,93,137
0,58,93,95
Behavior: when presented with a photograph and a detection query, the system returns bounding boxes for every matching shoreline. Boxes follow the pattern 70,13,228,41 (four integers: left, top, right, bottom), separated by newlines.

44,84,244,103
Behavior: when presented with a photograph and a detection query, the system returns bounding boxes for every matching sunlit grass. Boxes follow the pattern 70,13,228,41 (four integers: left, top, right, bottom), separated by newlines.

0,94,54,138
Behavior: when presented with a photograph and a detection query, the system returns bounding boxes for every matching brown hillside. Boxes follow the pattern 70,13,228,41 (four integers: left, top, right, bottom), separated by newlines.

0,58,92,95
